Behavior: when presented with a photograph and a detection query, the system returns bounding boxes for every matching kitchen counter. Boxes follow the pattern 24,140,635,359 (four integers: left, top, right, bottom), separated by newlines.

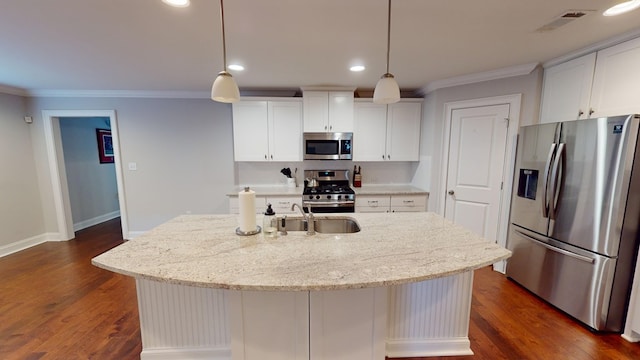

92,212,510,360
92,212,507,291
226,184,428,197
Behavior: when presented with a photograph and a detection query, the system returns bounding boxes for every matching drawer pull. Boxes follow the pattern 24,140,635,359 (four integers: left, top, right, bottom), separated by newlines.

402,200,414,204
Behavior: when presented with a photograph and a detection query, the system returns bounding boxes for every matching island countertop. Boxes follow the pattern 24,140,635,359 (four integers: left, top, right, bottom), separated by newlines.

92,212,510,291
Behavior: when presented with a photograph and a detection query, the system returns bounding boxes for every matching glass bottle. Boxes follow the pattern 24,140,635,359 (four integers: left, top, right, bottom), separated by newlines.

263,204,277,238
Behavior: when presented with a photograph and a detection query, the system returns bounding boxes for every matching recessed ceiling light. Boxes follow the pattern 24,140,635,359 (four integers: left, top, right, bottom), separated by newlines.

603,0,640,16
228,64,245,71
162,0,190,8
350,65,366,72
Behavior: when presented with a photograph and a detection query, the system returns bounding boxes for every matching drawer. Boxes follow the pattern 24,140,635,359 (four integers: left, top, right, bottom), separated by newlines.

267,196,301,214
390,195,427,209
355,196,390,211
229,196,267,214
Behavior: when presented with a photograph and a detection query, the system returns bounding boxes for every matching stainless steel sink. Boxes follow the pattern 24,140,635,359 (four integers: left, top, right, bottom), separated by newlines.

279,216,361,234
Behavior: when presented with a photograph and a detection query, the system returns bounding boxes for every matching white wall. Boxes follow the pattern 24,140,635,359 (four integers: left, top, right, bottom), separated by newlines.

59,117,119,229
415,67,543,212
27,97,235,234
0,93,46,251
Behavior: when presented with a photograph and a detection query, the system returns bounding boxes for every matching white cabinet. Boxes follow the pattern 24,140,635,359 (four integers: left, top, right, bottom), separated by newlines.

590,36,640,117
540,36,640,122
540,53,596,123
353,101,421,161
356,194,427,213
303,91,354,132
232,99,302,162
229,196,267,214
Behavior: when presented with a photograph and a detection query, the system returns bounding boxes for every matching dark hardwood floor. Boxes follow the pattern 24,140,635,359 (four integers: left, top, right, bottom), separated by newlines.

1,217,639,359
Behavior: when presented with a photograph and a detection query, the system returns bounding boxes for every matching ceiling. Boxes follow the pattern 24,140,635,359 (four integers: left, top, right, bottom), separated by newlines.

1,0,640,96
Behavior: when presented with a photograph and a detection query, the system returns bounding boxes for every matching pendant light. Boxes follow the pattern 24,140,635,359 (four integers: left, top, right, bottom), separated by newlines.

211,0,240,103
373,0,400,104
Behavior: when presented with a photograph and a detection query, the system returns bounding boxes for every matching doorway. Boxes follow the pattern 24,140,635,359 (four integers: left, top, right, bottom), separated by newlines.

42,110,128,241
439,95,521,272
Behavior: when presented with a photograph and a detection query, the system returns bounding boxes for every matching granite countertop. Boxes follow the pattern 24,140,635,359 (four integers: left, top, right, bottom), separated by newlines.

92,213,509,291
227,184,428,197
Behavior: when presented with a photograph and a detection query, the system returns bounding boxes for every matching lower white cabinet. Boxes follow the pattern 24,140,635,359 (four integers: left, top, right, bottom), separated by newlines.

356,194,427,213
229,196,301,214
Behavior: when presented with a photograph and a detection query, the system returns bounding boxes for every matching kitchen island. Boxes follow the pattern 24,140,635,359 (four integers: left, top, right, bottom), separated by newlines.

93,212,510,360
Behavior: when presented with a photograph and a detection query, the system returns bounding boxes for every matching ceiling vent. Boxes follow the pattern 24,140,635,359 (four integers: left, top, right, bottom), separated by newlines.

535,10,595,32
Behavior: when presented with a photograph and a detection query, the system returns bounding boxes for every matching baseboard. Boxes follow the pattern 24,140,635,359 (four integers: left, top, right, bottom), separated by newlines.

0,232,58,258
386,337,474,357
140,347,231,360
73,210,121,231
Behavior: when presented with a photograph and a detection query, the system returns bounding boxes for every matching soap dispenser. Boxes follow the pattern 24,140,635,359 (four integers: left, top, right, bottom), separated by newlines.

263,204,277,238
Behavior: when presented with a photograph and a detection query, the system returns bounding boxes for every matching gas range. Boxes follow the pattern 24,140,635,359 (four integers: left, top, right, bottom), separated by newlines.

302,169,355,213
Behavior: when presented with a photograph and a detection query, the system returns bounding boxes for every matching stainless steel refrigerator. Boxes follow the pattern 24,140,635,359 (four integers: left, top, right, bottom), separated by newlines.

506,114,640,332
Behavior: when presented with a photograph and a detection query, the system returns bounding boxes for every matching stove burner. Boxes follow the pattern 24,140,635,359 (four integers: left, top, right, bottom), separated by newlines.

302,169,356,213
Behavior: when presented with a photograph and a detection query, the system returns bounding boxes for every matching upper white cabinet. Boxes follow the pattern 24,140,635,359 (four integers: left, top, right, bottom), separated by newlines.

303,90,354,132
353,101,421,161
232,99,302,162
539,53,595,123
590,36,640,118
540,36,640,122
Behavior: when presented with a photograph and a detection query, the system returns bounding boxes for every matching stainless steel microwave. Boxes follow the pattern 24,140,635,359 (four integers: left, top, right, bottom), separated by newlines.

303,132,352,160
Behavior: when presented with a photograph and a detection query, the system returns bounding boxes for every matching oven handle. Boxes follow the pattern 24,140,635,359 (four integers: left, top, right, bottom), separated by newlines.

303,200,355,207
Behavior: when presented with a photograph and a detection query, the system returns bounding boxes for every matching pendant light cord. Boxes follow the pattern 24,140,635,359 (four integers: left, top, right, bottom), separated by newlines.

385,0,392,74
219,0,228,70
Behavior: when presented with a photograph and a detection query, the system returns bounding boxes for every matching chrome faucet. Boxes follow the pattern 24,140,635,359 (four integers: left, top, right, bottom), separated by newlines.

291,203,315,235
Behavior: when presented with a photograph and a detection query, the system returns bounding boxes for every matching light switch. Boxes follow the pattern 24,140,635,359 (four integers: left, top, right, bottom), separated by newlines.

128,162,137,171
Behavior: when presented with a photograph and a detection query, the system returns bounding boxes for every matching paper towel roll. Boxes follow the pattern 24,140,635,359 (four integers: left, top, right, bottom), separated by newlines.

238,187,256,233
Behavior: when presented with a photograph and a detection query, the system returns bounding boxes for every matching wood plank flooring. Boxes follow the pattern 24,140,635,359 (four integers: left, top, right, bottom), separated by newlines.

1,217,639,359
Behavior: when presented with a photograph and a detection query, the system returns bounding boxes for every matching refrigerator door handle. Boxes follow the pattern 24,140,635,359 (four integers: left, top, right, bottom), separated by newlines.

549,143,566,220
514,230,595,264
542,143,556,218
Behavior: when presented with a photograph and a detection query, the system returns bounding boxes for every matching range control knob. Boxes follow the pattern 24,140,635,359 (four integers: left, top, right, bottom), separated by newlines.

315,195,320,200
308,195,314,200
327,195,331,199
337,195,342,200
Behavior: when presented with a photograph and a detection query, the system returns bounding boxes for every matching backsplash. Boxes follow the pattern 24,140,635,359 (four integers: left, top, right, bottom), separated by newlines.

234,161,425,188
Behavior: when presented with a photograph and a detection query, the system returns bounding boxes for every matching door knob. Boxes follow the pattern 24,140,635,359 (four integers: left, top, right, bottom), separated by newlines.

448,190,455,195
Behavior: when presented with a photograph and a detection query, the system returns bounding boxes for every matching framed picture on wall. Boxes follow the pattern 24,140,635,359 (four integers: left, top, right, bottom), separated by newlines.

96,129,114,164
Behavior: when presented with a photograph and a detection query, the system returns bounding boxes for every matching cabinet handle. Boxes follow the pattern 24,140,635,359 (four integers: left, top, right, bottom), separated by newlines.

278,201,289,205
270,154,273,160
264,154,267,160
368,200,378,206
578,110,584,118
382,155,385,160
589,108,595,116
324,125,328,130
402,200,414,204
387,154,391,160
329,125,332,130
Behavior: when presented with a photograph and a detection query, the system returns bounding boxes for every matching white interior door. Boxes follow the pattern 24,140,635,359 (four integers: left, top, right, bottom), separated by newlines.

444,104,510,243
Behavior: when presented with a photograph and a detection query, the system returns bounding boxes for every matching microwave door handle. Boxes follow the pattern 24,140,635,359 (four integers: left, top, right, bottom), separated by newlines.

549,143,566,220
542,143,556,218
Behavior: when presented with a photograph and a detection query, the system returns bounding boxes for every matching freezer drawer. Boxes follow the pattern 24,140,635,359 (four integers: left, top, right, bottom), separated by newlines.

506,225,621,331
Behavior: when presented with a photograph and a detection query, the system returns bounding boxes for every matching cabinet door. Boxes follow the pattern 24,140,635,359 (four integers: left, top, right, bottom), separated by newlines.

269,101,302,161
591,37,640,117
328,91,354,132
539,53,596,123
387,102,421,161
353,102,388,161
303,91,329,132
233,101,269,161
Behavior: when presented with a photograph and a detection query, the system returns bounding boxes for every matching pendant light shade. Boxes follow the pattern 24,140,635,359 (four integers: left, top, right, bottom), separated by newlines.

211,70,240,103
373,0,400,105
211,0,240,103
373,73,400,104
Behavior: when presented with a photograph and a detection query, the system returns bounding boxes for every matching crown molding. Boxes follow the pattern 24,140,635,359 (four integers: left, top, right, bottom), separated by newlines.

543,28,640,68
0,84,28,96
27,89,211,99
420,62,539,95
